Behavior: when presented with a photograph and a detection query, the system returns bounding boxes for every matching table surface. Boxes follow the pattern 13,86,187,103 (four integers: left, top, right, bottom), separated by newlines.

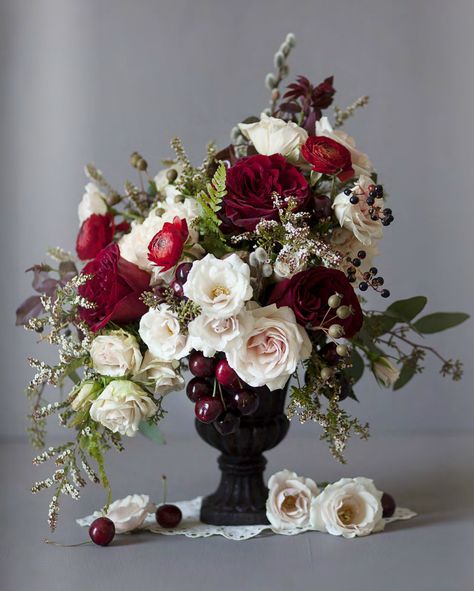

1,431,473,591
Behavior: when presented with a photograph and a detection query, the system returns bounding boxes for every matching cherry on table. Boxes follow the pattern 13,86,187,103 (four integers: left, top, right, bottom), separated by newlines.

195,396,224,423
186,377,212,402
156,504,182,528
214,411,240,435
89,517,115,546
189,351,217,378
381,492,396,518
231,389,259,416
215,359,240,389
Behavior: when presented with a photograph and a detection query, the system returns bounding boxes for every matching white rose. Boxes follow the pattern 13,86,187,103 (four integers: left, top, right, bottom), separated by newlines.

89,380,157,437
310,477,385,538
183,254,253,319
187,313,242,357
332,175,384,245
316,117,374,177
226,304,312,390
373,357,400,387
331,226,380,273
266,470,319,531
90,330,143,377
134,351,184,394
70,381,101,411
139,304,190,361
105,494,155,533
239,114,308,162
78,182,108,224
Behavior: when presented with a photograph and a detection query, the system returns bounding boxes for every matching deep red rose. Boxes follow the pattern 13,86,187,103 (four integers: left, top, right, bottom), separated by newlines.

223,154,309,231
76,214,115,261
148,216,189,272
267,267,363,337
301,136,354,181
78,243,150,331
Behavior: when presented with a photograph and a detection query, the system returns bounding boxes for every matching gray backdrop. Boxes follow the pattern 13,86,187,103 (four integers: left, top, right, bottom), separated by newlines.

1,0,473,442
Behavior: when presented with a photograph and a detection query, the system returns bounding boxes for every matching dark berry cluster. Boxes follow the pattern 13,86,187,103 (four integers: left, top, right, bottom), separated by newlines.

345,183,394,227
345,257,390,298
186,351,259,436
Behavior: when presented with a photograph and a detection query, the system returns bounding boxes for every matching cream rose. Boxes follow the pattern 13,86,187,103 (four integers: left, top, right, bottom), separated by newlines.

183,254,253,319
78,182,108,224
134,351,184,395
332,175,384,245
70,381,101,411
226,304,312,390
187,313,242,357
89,380,157,437
90,330,142,377
239,114,308,162
310,477,385,538
266,470,319,531
373,357,400,387
104,494,155,533
331,226,380,273
139,304,190,361
316,117,374,177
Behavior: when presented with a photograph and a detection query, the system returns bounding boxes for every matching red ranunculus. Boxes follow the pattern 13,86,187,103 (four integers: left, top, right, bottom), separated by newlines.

267,267,363,337
223,154,310,232
78,243,150,331
76,214,115,261
147,216,188,272
301,136,354,181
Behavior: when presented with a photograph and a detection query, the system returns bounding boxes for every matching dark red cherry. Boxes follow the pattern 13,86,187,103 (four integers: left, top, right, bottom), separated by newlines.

231,389,259,416
195,396,224,423
381,492,396,518
189,351,217,377
89,517,115,546
156,504,182,528
170,279,184,298
214,412,240,435
215,359,240,389
175,262,193,285
186,377,212,402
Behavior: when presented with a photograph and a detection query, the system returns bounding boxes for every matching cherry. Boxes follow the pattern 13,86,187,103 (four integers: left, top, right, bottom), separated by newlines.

189,351,217,378
195,396,224,423
231,389,259,416
186,377,212,402
381,492,396,518
170,279,184,298
89,517,115,546
175,262,193,285
156,504,182,528
215,359,240,389
214,412,240,435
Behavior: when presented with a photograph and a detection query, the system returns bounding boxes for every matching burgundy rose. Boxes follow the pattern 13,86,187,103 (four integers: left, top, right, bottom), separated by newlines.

223,154,309,231
78,243,150,331
301,136,354,181
267,267,363,337
76,214,115,261
148,216,188,272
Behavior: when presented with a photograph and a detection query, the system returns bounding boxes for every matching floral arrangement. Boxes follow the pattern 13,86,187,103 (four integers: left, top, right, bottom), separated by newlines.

17,33,468,531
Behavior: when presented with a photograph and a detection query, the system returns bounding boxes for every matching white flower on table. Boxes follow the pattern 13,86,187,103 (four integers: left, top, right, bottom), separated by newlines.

310,477,385,538
183,253,253,319
332,175,384,246
90,330,143,377
239,114,308,162
139,304,190,361
134,350,184,395
89,380,157,437
105,494,156,533
266,470,319,531
372,357,400,387
225,303,312,391
187,313,242,357
78,182,108,224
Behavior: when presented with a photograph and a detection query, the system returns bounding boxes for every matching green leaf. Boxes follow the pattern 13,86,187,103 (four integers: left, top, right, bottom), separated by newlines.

393,358,418,390
345,349,365,384
385,296,427,322
413,312,469,334
139,421,166,445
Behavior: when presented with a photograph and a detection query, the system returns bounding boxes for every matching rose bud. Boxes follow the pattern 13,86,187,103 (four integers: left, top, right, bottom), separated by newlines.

76,214,115,261
148,216,189,273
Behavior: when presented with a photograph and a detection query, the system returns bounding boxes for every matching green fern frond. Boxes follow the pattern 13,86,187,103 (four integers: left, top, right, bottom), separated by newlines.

196,161,227,233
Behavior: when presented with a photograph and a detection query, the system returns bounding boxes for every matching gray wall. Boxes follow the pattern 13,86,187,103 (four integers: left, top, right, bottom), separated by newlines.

1,0,473,441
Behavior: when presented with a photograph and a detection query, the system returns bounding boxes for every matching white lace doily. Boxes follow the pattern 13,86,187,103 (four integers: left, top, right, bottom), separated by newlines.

77,496,417,541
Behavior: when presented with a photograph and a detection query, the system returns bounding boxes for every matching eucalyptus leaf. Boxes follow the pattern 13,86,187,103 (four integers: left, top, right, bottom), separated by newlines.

393,358,418,390
385,296,427,322
413,312,470,334
139,421,166,445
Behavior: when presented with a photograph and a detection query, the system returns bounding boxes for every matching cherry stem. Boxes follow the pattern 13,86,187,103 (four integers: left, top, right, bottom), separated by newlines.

162,474,167,504
43,538,93,547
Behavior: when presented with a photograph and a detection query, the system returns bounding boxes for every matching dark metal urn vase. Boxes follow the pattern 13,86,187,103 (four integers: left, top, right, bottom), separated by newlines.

194,383,290,525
